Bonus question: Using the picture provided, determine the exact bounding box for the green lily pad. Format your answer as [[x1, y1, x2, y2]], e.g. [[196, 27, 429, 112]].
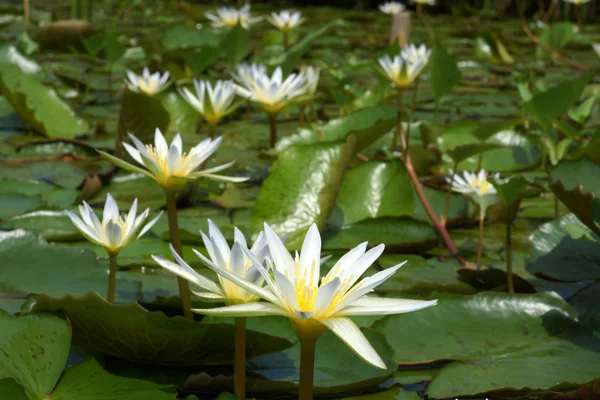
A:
[[90, 172, 167, 211], [373, 292, 578, 365], [275, 105, 396, 153], [221, 24, 251, 66], [0, 64, 91, 138], [0, 311, 71, 398], [27, 291, 294, 366], [0, 160, 93, 189], [161, 91, 198, 134], [2, 211, 81, 241], [323, 217, 438, 252], [527, 237, 600, 282], [529, 212, 592, 260], [0, 193, 44, 219], [252, 137, 356, 249], [336, 160, 414, 225]]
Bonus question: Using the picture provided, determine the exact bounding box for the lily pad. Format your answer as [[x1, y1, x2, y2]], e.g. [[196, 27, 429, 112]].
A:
[[27, 291, 294, 366], [527, 237, 600, 282], [0, 64, 91, 138], [252, 137, 356, 249]]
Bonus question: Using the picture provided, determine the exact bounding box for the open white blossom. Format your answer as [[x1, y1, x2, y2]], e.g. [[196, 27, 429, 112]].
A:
[[180, 80, 238, 126], [125, 68, 170, 96], [379, 2, 406, 15], [378, 44, 431, 87], [268, 10, 304, 31], [192, 223, 437, 369], [205, 4, 262, 29], [448, 169, 498, 213], [66, 194, 161, 254], [99, 128, 247, 190], [235, 66, 307, 115], [153, 220, 269, 305]]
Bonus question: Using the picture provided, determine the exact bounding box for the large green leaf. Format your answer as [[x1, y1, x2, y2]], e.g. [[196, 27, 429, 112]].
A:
[[529, 212, 593, 260], [276, 23, 332, 75], [184, 47, 221, 75], [115, 89, 170, 161], [336, 160, 414, 225], [430, 41, 461, 101], [0, 193, 45, 219], [276, 105, 396, 153], [252, 137, 356, 249], [49, 357, 176, 400], [0, 311, 71, 398], [221, 24, 251, 66], [162, 91, 199, 133], [527, 237, 600, 282], [323, 217, 438, 252], [525, 71, 594, 126], [373, 292, 578, 365], [0, 64, 91, 138], [27, 291, 294, 365]]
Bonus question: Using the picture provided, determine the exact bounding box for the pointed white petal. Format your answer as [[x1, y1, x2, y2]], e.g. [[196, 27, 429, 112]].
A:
[[320, 318, 386, 369], [103, 194, 120, 223], [336, 297, 438, 317], [263, 222, 294, 275], [313, 278, 341, 316], [193, 302, 288, 317], [299, 223, 321, 286]]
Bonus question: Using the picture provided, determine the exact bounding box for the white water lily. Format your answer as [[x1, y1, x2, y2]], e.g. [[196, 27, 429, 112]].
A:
[[192, 223, 438, 369], [205, 4, 262, 29], [180, 80, 238, 126], [448, 169, 498, 212], [593, 43, 600, 58], [66, 194, 161, 254], [152, 220, 269, 305], [99, 128, 247, 190], [235, 66, 307, 115], [125, 67, 170, 96], [297, 65, 320, 101], [268, 10, 304, 32], [379, 2, 406, 15], [378, 44, 431, 87]]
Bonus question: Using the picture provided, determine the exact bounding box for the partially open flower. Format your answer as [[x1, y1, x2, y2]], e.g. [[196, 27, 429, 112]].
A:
[[234, 66, 307, 115], [268, 10, 304, 32], [125, 67, 170, 96], [66, 194, 161, 254], [295, 65, 320, 105], [379, 2, 406, 15], [99, 128, 247, 190], [180, 80, 238, 126], [153, 220, 269, 305], [378, 44, 431, 87], [205, 4, 262, 29], [448, 169, 498, 214], [192, 223, 437, 369]]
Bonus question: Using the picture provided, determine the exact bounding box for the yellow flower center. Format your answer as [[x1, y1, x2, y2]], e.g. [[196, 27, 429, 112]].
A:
[[145, 145, 196, 179], [470, 179, 491, 196], [138, 77, 159, 95]]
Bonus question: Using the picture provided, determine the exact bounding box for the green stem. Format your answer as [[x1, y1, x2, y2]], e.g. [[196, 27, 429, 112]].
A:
[[283, 30, 290, 51], [298, 336, 317, 400], [506, 206, 514, 294], [165, 189, 194, 319], [299, 104, 306, 127], [234, 317, 247, 398], [392, 88, 405, 151], [268, 113, 278, 148], [107, 251, 118, 303], [477, 209, 485, 267], [208, 124, 216, 140]]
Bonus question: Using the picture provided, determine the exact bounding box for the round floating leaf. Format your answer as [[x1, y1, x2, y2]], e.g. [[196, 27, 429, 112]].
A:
[[373, 292, 578, 365], [49, 357, 176, 400], [529, 212, 592, 260], [2, 210, 80, 241], [0, 311, 71, 398], [0, 64, 91, 138], [0, 193, 44, 219], [527, 237, 600, 282], [90, 172, 166, 211], [27, 291, 294, 366], [336, 160, 414, 225], [323, 217, 438, 252], [252, 137, 356, 249]]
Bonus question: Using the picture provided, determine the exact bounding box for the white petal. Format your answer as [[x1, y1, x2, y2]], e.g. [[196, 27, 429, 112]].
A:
[[154, 128, 169, 157], [137, 211, 163, 238], [233, 227, 248, 249], [336, 297, 438, 317], [324, 242, 367, 281], [229, 242, 246, 277], [263, 222, 294, 275], [193, 302, 288, 317], [122, 142, 144, 165], [66, 210, 101, 243], [299, 224, 321, 286], [208, 219, 231, 260], [313, 278, 341, 316], [103, 193, 120, 223], [106, 220, 123, 249], [273, 269, 300, 311], [320, 317, 386, 369], [171, 133, 183, 153]]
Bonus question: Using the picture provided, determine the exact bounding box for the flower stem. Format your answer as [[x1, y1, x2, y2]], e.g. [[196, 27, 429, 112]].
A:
[[208, 124, 216, 140], [234, 317, 247, 398], [392, 88, 405, 151], [299, 104, 306, 127], [107, 251, 118, 303], [165, 189, 194, 319], [506, 206, 514, 294], [477, 209, 485, 267], [268, 113, 278, 148], [283, 30, 290, 51], [298, 335, 318, 400]]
